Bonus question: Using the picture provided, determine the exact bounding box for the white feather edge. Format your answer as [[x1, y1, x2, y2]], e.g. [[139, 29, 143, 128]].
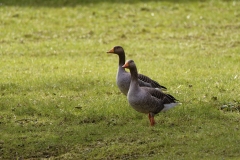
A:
[[154, 88, 181, 112], [162, 103, 179, 112]]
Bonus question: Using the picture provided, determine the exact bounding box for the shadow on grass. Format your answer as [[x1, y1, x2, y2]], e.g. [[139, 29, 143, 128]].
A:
[[1, 0, 205, 7]]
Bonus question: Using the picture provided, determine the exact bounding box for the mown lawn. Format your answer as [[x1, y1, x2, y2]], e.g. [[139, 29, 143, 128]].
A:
[[0, 0, 240, 159]]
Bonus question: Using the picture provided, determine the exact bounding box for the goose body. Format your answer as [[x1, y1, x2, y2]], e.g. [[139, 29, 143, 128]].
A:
[[122, 60, 179, 126], [107, 46, 167, 95]]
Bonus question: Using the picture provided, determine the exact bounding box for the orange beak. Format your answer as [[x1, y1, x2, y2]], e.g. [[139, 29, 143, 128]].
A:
[[106, 48, 114, 53], [122, 62, 129, 68]]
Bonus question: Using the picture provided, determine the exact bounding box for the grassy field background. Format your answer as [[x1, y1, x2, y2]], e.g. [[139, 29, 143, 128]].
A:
[[1, 0, 240, 159]]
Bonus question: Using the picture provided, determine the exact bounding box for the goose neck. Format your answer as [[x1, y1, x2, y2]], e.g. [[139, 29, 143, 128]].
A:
[[129, 66, 139, 86], [118, 53, 125, 66]]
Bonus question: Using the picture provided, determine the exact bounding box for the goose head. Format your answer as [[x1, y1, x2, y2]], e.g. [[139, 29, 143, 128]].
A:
[[107, 46, 125, 55], [122, 60, 136, 69]]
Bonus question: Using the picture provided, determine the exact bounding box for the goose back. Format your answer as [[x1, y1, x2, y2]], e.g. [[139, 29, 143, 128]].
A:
[[124, 59, 178, 115], [107, 46, 167, 95]]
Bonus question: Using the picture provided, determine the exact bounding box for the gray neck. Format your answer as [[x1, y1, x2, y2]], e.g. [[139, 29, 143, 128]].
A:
[[129, 65, 140, 90]]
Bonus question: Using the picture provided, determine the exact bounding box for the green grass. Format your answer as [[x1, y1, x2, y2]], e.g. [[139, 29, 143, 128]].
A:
[[0, 0, 240, 159]]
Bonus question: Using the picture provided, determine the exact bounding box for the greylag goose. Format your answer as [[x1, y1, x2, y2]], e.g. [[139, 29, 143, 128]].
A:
[[122, 60, 179, 126], [107, 46, 167, 95]]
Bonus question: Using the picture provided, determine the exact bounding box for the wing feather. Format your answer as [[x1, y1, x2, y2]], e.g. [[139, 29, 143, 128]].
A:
[[138, 74, 167, 90], [143, 87, 178, 104]]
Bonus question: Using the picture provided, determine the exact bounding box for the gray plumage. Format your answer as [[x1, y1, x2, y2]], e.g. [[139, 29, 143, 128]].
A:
[[107, 46, 167, 95], [122, 59, 179, 126]]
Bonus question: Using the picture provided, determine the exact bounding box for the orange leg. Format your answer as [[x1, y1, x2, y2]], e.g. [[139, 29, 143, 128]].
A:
[[148, 113, 155, 126]]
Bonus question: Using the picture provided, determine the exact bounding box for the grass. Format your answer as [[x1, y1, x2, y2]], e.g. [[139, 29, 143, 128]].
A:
[[0, 0, 240, 159]]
